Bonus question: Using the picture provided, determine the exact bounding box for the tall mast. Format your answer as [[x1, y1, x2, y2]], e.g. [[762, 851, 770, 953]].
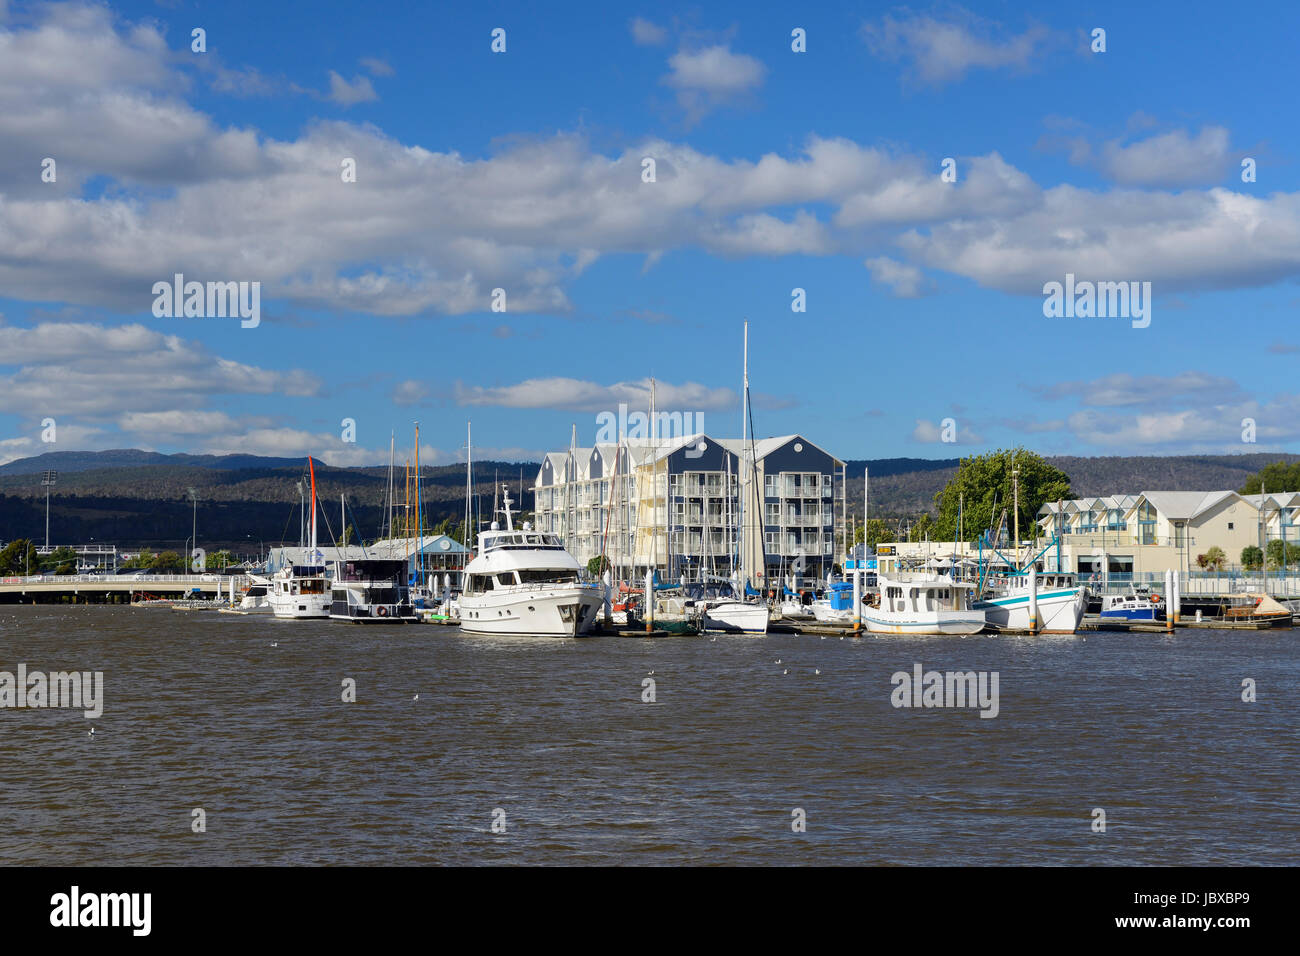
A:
[[464, 422, 473, 554], [308, 456, 317, 555], [414, 421, 423, 577], [739, 322, 748, 584], [384, 431, 395, 540]]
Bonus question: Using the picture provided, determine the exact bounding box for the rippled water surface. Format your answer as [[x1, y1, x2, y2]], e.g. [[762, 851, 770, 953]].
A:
[[1, 605, 1295, 865]]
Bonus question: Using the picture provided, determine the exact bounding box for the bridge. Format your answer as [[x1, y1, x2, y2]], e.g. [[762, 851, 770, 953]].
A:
[[0, 574, 252, 604]]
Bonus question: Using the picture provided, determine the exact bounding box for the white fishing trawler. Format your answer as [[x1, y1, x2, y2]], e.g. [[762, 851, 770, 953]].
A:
[[976, 571, 1088, 634], [458, 487, 604, 637], [864, 572, 985, 635], [268, 457, 331, 620]]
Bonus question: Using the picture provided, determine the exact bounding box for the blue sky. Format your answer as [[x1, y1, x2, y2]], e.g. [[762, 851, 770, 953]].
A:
[[1, 0, 1298, 467]]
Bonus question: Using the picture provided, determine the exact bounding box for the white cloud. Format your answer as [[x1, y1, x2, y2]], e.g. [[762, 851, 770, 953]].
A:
[[359, 57, 394, 77], [865, 256, 923, 297], [392, 380, 429, 406], [0, 322, 322, 420], [326, 70, 378, 106], [862, 7, 1056, 86], [1096, 126, 1234, 188], [630, 17, 667, 46], [454, 377, 736, 412], [662, 44, 765, 121]]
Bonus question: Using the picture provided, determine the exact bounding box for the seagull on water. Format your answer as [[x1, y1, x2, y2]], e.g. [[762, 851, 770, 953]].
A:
[[814, 669, 821, 675], [88, 727, 95, 737], [782, 669, 788, 675], [413, 694, 420, 701], [270, 641, 278, 647], [774, 659, 782, 664]]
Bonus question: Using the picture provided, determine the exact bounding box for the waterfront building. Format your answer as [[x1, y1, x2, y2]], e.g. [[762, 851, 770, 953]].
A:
[[265, 534, 468, 579], [876, 488, 1300, 584], [533, 433, 845, 587]]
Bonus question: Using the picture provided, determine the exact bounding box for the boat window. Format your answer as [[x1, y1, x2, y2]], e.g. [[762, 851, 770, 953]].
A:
[[517, 569, 579, 585]]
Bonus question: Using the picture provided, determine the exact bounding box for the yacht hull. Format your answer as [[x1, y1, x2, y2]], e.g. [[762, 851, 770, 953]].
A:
[[864, 610, 985, 635], [976, 587, 1087, 634], [701, 600, 769, 634], [458, 585, 604, 637]]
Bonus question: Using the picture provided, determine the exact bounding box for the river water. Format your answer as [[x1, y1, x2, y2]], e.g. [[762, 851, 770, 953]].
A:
[[1, 605, 1295, 865]]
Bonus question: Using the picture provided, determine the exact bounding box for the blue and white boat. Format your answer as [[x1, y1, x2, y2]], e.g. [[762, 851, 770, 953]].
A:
[[975, 571, 1088, 634], [865, 572, 985, 635], [1100, 587, 1165, 622]]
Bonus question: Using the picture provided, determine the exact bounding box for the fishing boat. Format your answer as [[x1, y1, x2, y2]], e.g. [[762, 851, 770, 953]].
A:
[[330, 558, 416, 623], [458, 487, 604, 637], [268, 457, 331, 620], [864, 572, 985, 635], [976, 571, 1088, 634], [1099, 586, 1165, 622], [810, 580, 859, 624]]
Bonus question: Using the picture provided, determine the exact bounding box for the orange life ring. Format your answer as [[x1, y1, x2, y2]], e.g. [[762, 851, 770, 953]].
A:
[[1150, 594, 1161, 602], [376, 605, 388, 617]]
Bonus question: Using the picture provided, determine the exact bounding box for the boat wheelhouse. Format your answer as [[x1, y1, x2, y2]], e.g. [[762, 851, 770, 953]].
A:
[[330, 558, 415, 623]]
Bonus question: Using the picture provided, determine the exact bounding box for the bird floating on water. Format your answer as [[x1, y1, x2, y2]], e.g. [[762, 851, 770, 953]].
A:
[[87, 727, 95, 737], [782, 669, 788, 675], [270, 642, 278, 647], [814, 669, 821, 675], [413, 694, 419, 701]]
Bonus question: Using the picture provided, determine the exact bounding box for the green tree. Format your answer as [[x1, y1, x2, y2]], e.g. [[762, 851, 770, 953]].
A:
[[1239, 461, 1300, 495], [853, 518, 892, 549], [205, 549, 233, 570], [931, 448, 1072, 543], [153, 550, 184, 572], [1265, 539, 1300, 569], [0, 539, 30, 575], [46, 546, 78, 574], [586, 555, 610, 578], [1240, 545, 1264, 571], [1202, 546, 1227, 571], [907, 513, 935, 542]]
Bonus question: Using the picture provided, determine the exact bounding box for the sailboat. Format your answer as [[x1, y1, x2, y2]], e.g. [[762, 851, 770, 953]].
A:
[[267, 456, 331, 619], [699, 322, 770, 635]]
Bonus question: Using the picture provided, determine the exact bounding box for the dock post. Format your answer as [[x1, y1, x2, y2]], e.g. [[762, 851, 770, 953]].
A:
[[1028, 565, 1038, 635], [1165, 568, 1174, 632], [645, 569, 653, 634], [1171, 569, 1180, 626], [852, 564, 861, 634]]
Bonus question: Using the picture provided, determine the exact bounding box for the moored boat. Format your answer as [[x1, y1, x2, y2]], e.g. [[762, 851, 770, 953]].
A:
[[864, 572, 985, 635]]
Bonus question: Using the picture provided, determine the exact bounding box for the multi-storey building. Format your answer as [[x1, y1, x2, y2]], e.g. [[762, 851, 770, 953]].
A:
[[533, 433, 845, 587]]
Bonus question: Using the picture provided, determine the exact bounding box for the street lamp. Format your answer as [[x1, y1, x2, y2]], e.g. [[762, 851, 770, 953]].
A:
[[41, 470, 57, 550]]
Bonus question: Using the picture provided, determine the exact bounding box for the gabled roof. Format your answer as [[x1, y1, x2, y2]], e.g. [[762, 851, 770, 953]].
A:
[[1130, 490, 1240, 522]]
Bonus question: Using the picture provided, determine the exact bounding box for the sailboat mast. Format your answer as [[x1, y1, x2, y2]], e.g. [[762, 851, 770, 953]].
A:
[[414, 421, 423, 578], [385, 431, 394, 540], [308, 456, 317, 555]]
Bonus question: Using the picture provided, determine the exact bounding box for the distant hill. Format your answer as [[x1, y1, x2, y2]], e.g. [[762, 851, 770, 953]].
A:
[[0, 449, 310, 476], [2, 448, 1297, 552]]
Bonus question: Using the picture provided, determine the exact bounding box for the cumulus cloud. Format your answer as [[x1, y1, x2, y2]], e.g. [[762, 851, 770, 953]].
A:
[[911, 419, 982, 444], [865, 256, 924, 297], [0, 4, 1297, 335], [863, 7, 1057, 86], [662, 44, 765, 121], [325, 70, 378, 106], [1047, 124, 1237, 188]]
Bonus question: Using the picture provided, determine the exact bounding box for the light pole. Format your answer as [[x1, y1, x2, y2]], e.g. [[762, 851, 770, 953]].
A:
[[42, 470, 57, 550], [188, 487, 198, 570]]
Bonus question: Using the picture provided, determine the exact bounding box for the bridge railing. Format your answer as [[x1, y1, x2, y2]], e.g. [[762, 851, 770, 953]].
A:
[[0, 574, 247, 586]]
